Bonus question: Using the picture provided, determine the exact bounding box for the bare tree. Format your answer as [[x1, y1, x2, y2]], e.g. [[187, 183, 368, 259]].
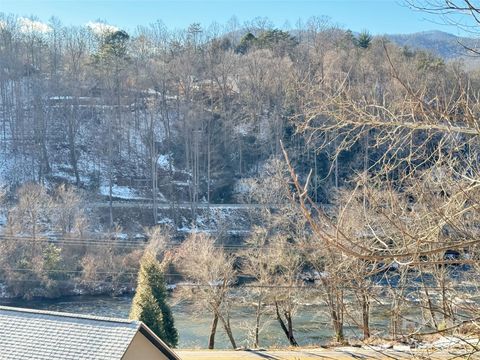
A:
[[8, 182, 52, 241], [240, 227, 272, 348], [52, 184, 87, 236], [282, 13, 480, 349], [174, 232, 237, 349]]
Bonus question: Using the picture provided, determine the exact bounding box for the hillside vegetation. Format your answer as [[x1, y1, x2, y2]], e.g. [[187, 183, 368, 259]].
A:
[[1, 13, 480, 353]]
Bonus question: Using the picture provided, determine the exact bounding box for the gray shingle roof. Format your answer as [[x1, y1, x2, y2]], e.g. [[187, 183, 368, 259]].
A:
[[0, 306, 141, 360]]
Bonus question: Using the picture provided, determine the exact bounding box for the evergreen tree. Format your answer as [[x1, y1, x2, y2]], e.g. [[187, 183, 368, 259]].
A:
[[130, 250, 178, 347], [235, 32, 257, 54], [256, 29, 296, 49], [356, 30, 372, 49], [135, 289, 166, 339]]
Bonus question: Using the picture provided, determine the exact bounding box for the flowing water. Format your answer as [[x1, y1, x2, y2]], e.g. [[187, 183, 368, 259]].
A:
[[0, 294, 393, 349]]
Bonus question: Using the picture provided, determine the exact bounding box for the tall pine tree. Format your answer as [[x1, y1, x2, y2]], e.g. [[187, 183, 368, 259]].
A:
[[130, 250, 178, 347], [356, 30, 372, 49]]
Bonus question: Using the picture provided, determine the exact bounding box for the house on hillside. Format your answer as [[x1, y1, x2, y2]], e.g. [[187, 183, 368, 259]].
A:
[[0, 306, 180, 360]]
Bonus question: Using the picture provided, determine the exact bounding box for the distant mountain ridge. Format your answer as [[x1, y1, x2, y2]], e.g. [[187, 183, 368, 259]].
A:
[[385, 30, 479, 59]]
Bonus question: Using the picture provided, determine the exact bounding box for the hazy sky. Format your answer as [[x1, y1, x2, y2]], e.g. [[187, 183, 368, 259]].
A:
[[0, 0, 472, 35]]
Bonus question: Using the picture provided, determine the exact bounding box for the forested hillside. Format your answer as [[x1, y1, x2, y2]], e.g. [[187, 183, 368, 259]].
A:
[[1, 8, 480, 352], [387, 30, 476, 59], [0, 17, 318, 208], [0, 16, 465, 223]]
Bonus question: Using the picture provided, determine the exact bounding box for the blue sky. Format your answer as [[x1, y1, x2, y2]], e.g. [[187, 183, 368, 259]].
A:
[[0, 0, 472, 35]]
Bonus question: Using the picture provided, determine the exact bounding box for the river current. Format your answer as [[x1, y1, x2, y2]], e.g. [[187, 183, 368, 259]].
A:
[[0, 294, 392, 348]]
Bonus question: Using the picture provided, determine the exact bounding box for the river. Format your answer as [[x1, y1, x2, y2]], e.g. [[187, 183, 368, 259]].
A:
[[0, 294, 393, 349]]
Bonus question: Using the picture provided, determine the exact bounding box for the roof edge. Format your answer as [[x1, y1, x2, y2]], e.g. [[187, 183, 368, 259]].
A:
[[138, 323, 181, 360], [0, 305, 140, 326]]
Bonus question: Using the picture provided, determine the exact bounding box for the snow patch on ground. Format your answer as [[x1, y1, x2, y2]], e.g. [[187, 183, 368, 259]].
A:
[[0, 151, 31, 185], [156, 191, 167, 202], [99, 185, 144, 200], [173, 181, 189, 187], [157, 218, 174, 226], [49, 165, 91, 185], [112, 232, 129, 240], [169, 207, 253, 235], [418, 336, 480, 349], [157, 154, 174, 171]]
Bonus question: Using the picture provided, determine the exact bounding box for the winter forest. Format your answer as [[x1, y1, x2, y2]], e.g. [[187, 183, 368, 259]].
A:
[[1, 1, 480, 353]]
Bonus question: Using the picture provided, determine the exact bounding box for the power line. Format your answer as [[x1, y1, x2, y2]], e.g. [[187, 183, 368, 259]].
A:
[[1, 234, 479, 252], [2, 268, 480, 292]]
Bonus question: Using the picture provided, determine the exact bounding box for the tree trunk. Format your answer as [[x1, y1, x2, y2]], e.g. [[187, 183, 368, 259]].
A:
[[285, 311, 297, 346], [68, 103, 80, 187], [361, 293, 370, 340], [422, 277, 438, 329], [208, 313, 219, 349], [331, 308, 344, 342], [151, 115, 158, 224], [363, 131, 369, 207], [152, 154, 157, 224], [219, 314, 237, 349], [254, 298, 262, 348], [107, 105, 113, 229], [324, 283, 344, 343], [275, 302, 298, 346]]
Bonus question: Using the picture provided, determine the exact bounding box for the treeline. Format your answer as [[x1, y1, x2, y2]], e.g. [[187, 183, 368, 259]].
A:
[[140, 160, 480, 349], [0, 162, 479, 348], [2, 10, 480, 351], [0, 183, 142, 298], [0, 15, 442, 224], [177, 160, 480, 349]]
